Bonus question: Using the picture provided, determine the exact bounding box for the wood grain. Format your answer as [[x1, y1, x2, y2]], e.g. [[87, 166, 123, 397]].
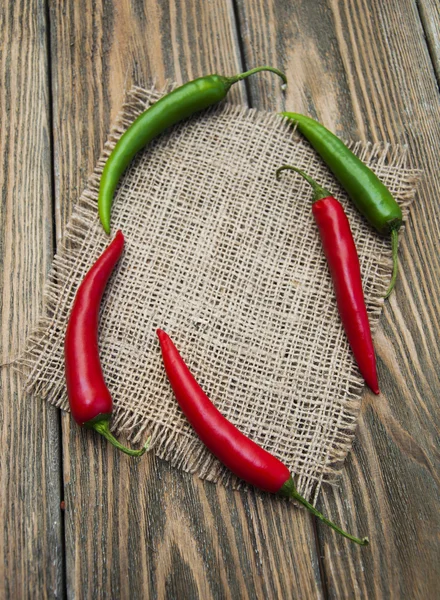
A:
[[49, 0, 323, 598], [0, 0, 64, 597], [3, 0, 439, 597], [418, 0, 440, 83], [62, 420, 323, 599], [236, 0, 440, 597], [49, 0, 247, 236]]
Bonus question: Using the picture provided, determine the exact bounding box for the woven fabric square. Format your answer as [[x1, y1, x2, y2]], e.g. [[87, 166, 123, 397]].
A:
[[22, 84, 419, 501]]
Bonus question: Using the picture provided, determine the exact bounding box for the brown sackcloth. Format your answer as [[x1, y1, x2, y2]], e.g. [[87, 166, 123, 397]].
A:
[[21, 84, 419, 502]]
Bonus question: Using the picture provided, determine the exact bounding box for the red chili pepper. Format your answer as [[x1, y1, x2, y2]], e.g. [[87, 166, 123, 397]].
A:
[[65, 231, 149, 456], [157, 329, 368, 545], [276, 166, 379, 395]]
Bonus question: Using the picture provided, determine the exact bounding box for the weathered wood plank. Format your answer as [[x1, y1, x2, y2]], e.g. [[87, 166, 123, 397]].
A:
[[50, 0, 247, 237], [236, 0, 440, 597], [63, 423, 323, 599], [0, 0, 64, 597], [49, 0, 323, 597], [418, 0, 440, 83]]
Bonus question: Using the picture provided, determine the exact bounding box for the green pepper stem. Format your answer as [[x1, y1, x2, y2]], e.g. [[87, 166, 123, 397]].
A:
[[385, 229, 399, 299], [91, 419, 150, 457], [291, 489, 369, 546], [279, 477, 368, 545], [276, 165, 333, 202], [226, 66, 287, 88]]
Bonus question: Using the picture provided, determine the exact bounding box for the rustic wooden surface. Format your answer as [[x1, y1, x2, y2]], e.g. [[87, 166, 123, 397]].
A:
[[1, 0, 439, 598]]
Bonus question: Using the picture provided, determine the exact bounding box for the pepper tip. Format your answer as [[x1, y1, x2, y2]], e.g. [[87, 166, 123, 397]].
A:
[[156, 328, 167, 342], [367, 383, 380, 395], [99, 214, 111, 235], [114, 230, 124, 244], [369, 378, 380, 395]]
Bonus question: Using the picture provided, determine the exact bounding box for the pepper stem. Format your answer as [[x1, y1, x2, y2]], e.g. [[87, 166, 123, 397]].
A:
[[292, 490, 369, 546], [279, 477, 368, 545], [90, 419, 150, 457], [385, 229, 399, 299], [225, 66, 287, 89], [276, 165, 333, 202]]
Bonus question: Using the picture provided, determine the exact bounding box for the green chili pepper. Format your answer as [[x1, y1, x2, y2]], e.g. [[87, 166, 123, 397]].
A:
[[282, 112, 403, 298], [99, 67, 287, 235]]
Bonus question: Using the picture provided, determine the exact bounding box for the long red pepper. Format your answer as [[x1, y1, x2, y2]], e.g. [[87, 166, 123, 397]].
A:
[[157, 329, 368, 545], [65, 231, 149, 456], [276, 166, 379, 395]]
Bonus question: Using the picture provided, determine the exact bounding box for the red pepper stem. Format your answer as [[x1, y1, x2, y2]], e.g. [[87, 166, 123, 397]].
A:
[[280, 477, 368, 545], [384, 229, 399, 299], [225, 66, 287, 89], [276, 165, 333, 202], [291, 490, 369, 546], [89, 418, 150, 457]]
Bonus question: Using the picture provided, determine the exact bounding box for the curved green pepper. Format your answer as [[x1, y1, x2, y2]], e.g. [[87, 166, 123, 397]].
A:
[[99, 67, 287, 235]]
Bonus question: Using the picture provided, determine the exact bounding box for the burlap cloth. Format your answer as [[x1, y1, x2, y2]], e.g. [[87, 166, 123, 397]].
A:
[[22, 84, 419, 502]]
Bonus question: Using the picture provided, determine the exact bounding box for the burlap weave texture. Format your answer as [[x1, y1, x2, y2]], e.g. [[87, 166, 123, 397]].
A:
[[23, 84, 418, 501]]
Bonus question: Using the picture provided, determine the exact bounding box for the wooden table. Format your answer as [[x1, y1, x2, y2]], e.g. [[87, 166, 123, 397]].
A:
[[1, 1, 439, 598]]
